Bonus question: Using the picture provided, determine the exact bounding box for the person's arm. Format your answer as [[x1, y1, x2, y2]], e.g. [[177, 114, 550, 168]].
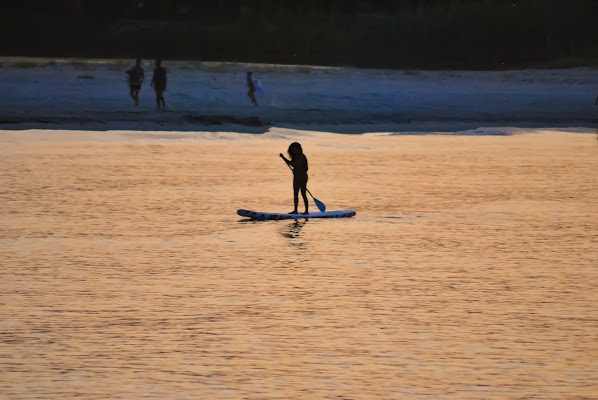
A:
[[151, 71, 155, 87], [595, 95, 598, 105], [279, 153, 291, 167]]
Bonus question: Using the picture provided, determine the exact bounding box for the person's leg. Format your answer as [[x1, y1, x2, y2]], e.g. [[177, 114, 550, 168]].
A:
[[248, 90, 257, 106], [134, 88, 139, 106], [300, 186, 309, 214], [291, 180, 299, 213]]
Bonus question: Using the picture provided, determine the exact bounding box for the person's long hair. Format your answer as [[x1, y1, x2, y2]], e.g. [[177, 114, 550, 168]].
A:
[[287, 142, 303, 159]]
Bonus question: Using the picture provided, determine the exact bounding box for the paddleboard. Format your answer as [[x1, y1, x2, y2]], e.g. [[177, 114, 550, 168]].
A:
[[237, 209, 356, 221]]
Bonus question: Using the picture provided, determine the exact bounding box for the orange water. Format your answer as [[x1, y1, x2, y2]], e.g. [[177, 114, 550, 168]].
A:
[[1, 130, 597, 399]]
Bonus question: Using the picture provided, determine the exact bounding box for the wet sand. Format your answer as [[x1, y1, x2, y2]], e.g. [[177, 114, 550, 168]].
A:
[[1, 129, 597, 399]]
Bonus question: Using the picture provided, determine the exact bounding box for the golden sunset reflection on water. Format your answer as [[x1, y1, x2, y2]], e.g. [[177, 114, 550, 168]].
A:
[[1, 129, 597, 399]]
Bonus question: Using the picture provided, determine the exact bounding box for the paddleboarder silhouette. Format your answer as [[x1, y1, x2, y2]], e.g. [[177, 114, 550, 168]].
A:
[[280, 142, 309, 214]]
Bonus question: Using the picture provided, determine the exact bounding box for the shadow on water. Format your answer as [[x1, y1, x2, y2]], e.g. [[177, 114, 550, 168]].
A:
[[280, 219, 307, 239], [280, 220, 308, 248], [237, 218, 308, 248]]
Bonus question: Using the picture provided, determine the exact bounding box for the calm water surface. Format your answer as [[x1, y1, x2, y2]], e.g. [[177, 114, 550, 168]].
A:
[[1, 130, 597, 399]]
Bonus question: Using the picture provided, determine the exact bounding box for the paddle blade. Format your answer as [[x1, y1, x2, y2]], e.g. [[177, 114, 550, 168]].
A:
[[305, 188, 326, 212], [312, 196, 326, 212]]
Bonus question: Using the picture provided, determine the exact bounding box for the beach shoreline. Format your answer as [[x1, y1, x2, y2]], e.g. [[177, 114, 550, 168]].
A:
[[1, 57, 597, 133]]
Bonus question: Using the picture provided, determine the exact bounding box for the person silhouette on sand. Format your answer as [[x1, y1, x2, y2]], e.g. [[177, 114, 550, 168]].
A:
[[150, 58, 167, 109], [126, 59, 144, 106], [247, 71, 258, 106], [280, 142, 309, 214]]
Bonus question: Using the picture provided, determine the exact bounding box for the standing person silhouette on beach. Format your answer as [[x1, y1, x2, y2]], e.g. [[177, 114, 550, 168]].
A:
[[247, 71, 258, 106], [126, 59, 144, 106], [280, 142, 309, 214], [150, 58, 167, 109]]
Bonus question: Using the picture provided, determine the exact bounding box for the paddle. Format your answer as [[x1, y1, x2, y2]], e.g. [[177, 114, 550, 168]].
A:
[[280, 156, 326, 212]]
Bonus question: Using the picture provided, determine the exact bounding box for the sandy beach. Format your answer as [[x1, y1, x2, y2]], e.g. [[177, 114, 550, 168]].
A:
[[1, 127, 597, 399], [1, 58, 597, 133]]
